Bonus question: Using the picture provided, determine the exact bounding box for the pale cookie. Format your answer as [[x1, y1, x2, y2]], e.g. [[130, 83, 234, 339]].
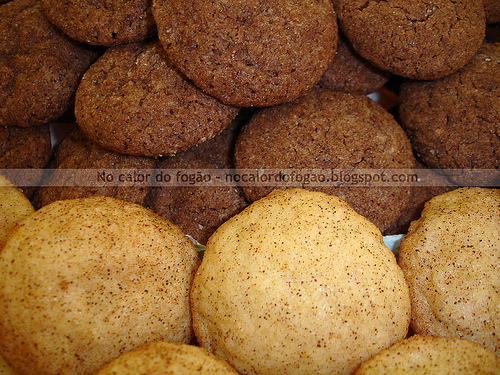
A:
[[191, 188, 411, 375], [0, 197, 200, 375], [355, 335, 500, 374], [399, 187, 500, 353], [94, 341, 239, 375]]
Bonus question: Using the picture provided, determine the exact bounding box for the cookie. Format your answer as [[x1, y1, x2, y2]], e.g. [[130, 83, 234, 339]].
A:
[[41, 0, 156, 46], [95, 341, 239, 375], [0, 196, 201, 375], [75, 40, 240, 157], [355, 335, 500, 374], [33, 127, 157, 209], [333, 0, 486, 80], [148, 120, 248, 245], [0, 175, 34, 250], [318, 33, 390, 95], [191, 188, 410, 375], [0, 0, 100, 128], [234, 87, 415, 233], [153, 0, 337, 107], [398, 187, 500, 353], [399, 42, 500, 186]]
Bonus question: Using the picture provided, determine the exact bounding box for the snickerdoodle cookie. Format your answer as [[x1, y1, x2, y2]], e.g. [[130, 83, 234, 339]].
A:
[[0, 197, 200, 375], [191, 188, 411, 375], [399, 187, 500, 353], [153, 0, 337, 107]]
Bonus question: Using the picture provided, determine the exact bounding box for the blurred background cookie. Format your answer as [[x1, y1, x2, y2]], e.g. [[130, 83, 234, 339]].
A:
[[355, 335, 500, 374], [318, 33, 390, 95], [33, 127, 157, 209], [399, 42, 500, 186], [153, 0, 337, 107], [0, 197, 200, 375], [75, 40, 239, 157], [234, 87, 415, 233], [0, 0, 100, 128], [40, 0, 157, 46], [94, 341, 239, 375], [191, 188, 410, 375], [333, 0, 486, 80], [399, 187, 500, 353], [147, 120, 248, 245]]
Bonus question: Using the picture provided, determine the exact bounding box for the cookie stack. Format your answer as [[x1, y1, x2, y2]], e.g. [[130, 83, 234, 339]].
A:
[[0, 0, 499, 373]]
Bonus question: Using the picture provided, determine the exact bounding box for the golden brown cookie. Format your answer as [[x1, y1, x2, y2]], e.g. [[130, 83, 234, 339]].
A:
[[148, 120, 248, 245], [33, 127, 157, 209], [398, 187, 500, 353], [40, 0, 156, 46], [234, 87, 415, 233], [94, 341, 239, 375], [0, 0, 100, 128], [0, 175, 34, 250], [153, 0, 337, 107], [0, 196, 200, 375], [191, 188, 411, 375], [318, 33, 390, 95], [333, 0, 486, 80], [355, 335, 500, 374], [399, 42, 500, 186], [75, 40, 239, 157]]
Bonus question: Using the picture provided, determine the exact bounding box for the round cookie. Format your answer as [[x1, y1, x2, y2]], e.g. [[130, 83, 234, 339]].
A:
[[398, 187, 500, 353], [399, 42, 500, 186], [153, 0, 337, 107], [94, 341, 239, 375], [191, 188, 411, 375], [75, 40, 239, 157], [148, 120, 248, 245], [40, 0, 156, 47], [0, 175, 34, 250], [234, 87, 415, 233], [0, 0, 100, 128], [33, 127, 157, 209], [355, 335, 500, 374], [333, 0, 486, 80], [318, 34, 390, 95], [0, 196, 201, 375]]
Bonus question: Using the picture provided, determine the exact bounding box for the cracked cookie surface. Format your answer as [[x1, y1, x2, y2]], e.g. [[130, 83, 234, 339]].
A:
[[333, 0, 486, 80]]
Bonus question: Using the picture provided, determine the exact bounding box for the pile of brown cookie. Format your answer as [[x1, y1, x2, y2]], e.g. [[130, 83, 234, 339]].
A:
[[0, 0, 499, 373]]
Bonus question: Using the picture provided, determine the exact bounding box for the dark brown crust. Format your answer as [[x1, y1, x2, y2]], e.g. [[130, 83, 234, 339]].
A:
[[318, 34, 390, 95], [148, 121, 248, 244], [75, 40, 240, 157], [33, 127, 157, 209], [0, 0, 100, 127], [153, 0, 337, 107], [40, 0, 157, 46], [333, 0, 486, 80], [234, 87, 415, 233], [399, 42, 500, 185]]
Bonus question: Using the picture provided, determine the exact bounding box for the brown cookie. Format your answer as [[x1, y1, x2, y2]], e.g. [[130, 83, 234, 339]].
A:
[[153, 0, 337, 107], [40, 0, 156, 46], [333, 0, 486, 80], [0, 124, 52, 198], [399, 42, 500, 186], [234, 87, 415, 233], [398, 187, 500, 353], [0, 0, 100, 128], [148, 120, 248, 245], [33, 127, 157, 209], [318, 34, 390, 95], [75, 40, 240, 157]]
